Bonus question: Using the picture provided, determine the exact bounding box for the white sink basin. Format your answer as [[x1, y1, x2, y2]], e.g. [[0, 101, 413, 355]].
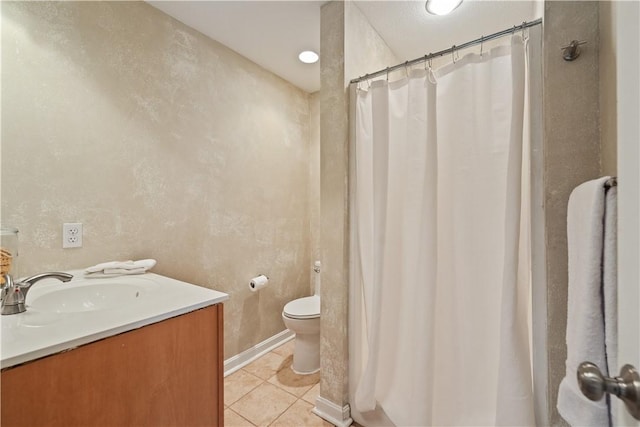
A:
[[29, 282, 147, 313]]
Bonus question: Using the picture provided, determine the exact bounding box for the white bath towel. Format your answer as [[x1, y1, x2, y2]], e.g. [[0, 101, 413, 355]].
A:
[[85, 259, 156, 276], [557, 177, 615, 426], [603, 184, 618, 424]]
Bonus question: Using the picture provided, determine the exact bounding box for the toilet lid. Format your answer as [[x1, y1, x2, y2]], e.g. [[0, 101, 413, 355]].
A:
[[283, 295, 320, 319]]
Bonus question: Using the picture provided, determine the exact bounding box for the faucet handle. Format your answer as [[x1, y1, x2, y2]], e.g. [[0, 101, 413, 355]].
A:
[[1, 274, 26, 315], [1, 273, 13, 301], [1, 272, 73, 315]]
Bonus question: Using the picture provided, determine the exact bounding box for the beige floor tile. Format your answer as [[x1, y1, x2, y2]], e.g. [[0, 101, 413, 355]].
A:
[[242, 351, 289, 380], [270, 400, 333, 427], [268, 365, 319, 397], [224, 369, 264, 406], [301, 383, 320, 405], [230, 382, 297, 426], [224, 408, 255, 426], [271, 339, 295, 358]]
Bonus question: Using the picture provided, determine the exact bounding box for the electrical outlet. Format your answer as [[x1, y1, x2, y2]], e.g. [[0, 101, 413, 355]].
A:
[[63, 223, 83, 249]]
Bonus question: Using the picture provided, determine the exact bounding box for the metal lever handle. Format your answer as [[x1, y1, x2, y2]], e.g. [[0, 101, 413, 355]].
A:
[[560, 40, 588, 50], [560, 40, 587, 61], [577, 361, 640, 420]]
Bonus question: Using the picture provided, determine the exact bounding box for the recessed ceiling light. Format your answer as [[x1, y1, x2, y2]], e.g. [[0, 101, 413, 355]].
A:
[[298, 50, 319, 64], [425, 0, 463, 15]]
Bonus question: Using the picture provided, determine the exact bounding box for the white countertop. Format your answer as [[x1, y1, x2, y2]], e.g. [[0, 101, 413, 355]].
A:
[[1, 271, 228, 369]]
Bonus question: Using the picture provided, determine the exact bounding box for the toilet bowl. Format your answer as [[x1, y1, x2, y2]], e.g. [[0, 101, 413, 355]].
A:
[[282, 294, 320, 375]]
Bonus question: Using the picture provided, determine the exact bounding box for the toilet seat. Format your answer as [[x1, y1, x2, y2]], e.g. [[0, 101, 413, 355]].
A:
[[283, 295, 320, 320]]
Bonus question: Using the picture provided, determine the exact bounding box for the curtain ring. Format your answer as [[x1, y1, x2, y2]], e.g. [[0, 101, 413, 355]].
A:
[[386, 67, 390, 82], [427, 56, 437, 84], [404, 60, 409, 78], [425, 54, 433, 71], [480, 36, 484, 57], [451, 45, 457, 63], [521, 21, 528, 40]]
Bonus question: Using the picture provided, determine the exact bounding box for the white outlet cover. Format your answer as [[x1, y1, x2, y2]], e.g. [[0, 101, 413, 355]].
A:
[[63, 223, 83, 249]]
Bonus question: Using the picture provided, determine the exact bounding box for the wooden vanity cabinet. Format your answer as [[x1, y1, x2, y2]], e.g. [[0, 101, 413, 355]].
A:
[[1, 304, 224, 427]]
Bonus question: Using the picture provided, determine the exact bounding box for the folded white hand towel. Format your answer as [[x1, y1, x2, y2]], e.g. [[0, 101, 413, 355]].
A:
[[557, 177, 614, 427], [85, 259, 156, 276], [86, 260, 135, 273], [103, 267, 147, 275]]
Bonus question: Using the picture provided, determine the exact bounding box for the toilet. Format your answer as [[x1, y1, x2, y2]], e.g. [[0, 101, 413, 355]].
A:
[[281, 261, 321, 375]]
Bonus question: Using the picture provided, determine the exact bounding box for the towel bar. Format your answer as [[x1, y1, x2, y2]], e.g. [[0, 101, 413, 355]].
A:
[[605, 177, 617, 189]]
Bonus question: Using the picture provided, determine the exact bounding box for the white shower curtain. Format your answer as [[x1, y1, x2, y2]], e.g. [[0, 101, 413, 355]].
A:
[[350, 35, 534, 426]]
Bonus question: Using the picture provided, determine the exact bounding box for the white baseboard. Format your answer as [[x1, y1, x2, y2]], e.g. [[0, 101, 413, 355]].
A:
[[312, 396, 353, 427], [224, 329, 294, 377]]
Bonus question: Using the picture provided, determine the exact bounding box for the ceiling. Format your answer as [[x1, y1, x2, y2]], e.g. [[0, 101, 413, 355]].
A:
[[149, 1, 540, 94]]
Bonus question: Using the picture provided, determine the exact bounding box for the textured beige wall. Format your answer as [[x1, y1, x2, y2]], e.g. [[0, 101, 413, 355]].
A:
[[319, 1, 349, 407], [319, 0, 397, 409], [1, 1, 313, 359], [344, 2, 400, 86], [543, 2, 601, 426], [599, 1, 617, 177], [309, 92, 320, 293]]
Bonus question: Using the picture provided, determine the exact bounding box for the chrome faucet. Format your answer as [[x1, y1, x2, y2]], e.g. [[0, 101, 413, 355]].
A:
[[1, 272, 73, 315]]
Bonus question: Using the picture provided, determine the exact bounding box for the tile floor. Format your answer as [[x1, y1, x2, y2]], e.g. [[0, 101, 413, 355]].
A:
[[224, 340, 333, 426]]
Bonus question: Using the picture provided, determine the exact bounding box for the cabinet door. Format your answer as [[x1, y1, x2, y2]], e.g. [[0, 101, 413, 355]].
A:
[[1, 304, 223, 427]]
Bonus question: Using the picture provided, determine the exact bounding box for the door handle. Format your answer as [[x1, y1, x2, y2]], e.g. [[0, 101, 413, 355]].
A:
[[577, 361, 640, 420]]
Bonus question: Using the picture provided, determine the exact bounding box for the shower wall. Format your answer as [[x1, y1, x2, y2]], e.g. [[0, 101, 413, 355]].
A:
[[319, 0, 398, 412], [542, 2, 601, 426], [599, 1, 617, 177], [1, 1, 314, 360]]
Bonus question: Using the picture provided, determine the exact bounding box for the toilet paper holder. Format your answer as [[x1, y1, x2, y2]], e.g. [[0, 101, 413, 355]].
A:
[[249, 274, 269, 291]]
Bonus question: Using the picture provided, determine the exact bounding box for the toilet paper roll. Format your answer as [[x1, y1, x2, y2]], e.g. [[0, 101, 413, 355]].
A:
[[249, 275, 269, 292]]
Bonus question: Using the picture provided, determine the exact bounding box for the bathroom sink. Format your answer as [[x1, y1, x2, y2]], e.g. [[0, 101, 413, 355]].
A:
[[29, 282, 149, 313], [2, 271, 228, 369]]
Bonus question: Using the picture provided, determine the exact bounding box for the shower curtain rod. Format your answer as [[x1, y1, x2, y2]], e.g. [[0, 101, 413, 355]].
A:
[[349, 17, 542, 85]]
